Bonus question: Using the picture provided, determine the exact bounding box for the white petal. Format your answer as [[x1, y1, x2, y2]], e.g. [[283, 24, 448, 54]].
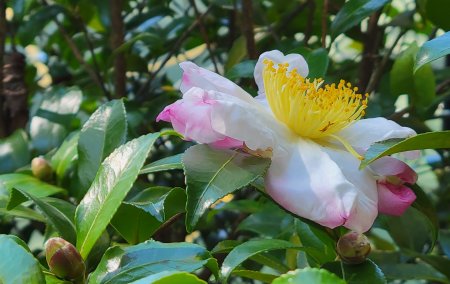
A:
[[265, 139, 377, 232], [337, 117, 416, 150], [208, 90, 289, 152], [179, 61, 253, 103], [254, 50, 309, 96]]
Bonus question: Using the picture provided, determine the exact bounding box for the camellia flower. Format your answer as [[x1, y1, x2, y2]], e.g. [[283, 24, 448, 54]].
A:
[[157, 50, 417, 232]]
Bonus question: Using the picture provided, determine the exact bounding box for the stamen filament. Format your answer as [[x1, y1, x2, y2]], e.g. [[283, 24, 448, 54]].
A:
[[328, 134, 364, 160]]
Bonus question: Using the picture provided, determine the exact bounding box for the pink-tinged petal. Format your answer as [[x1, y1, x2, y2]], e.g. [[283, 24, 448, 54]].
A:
[[179, 62, 253, 103], [337, 117, 416, 150], [156, 87, 242, 146], [370, 156, 418, 184], [377, 182, 416, 216], [265, 139, 377, 233], [254, 50, 309, 96], [210, 137, 243, 149]]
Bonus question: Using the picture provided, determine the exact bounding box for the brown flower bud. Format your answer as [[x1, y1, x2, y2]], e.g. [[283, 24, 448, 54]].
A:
[[31, 156, 53, 181], [336, 231, 371, 264], [45, 237, 85, 280]]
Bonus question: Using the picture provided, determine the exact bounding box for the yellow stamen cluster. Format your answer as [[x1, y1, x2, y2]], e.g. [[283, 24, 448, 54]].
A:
[[263, 59, 369, 140]]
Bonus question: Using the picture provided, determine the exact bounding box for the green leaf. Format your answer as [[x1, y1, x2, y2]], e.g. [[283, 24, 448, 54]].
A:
[[304, 48, 329, 79], [0, 196, 45, 222], [183, 145, 270, 232], [232, 270, 277, 283], [75, 133, 159, 259], [30, 87, 83, 154], [418, 254, 450, 280], [410, 184, 438, 250], [128, 271, 207, 284], [89, 240, 218, 284], [330, 0, 391, 39], [360, 131, 450, 168], [0, 129, 30, 174], [390, 43, 435, 111], [140, 154, 183, 174], [380, 206, 435, 254], [0, 173, 65, 197], [111, 187, 186, 244], [225, 36, 247, 71], [225, 60, 257, 80], [440, 230, 450, 258], [322, 260, 386, 284], [8, 188, 77, 244], [415, 32, 450, 72], [379, 262, 449, 283], [425, 0, 450, 31], [0, 234, 45, 283], [220, 239, 303, 281], [51, 131, 79, 183], [273, 268, 346, 284], [77, 99, 127, 196]]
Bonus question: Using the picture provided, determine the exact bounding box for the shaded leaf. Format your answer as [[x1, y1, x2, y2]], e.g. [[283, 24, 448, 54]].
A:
[[140, 154, 183, 174], [273, 268, 345, 284], [0, 129, 30, 174], [322, 260, 386, 284], [128, 271, 207, 284], [415, 32, 450, 72]]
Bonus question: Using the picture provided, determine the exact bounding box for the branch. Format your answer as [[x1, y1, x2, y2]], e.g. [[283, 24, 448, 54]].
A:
[[0, 0, 6, 137], [188, 0, 219, 73], [365, 29, 406, 94], [241, 0, 257, 60], [110, 0, 126, 98], [321, 0, 329, 48], [136, 4, 213, 98]]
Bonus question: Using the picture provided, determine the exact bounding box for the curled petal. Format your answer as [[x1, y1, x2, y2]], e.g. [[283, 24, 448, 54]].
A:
[[254, 50, 309, 96], [265, 139, 377, 233], [156, 87, 242, 148], [337, 117, 416, 150], [377, 182, 416, 216], [179, 62, 253, 103], [370, 156, 418, 184]]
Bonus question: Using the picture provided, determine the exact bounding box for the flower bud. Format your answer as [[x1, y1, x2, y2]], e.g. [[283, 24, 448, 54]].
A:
[[45, 237, 85, 280], [336, 231, 371, 264], [31, 156, 53, 181]]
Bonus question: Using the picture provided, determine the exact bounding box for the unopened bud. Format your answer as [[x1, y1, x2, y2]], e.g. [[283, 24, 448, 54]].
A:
[[336, 231, 371, 264], [45, 237, 85, 280], [31, 156, 53, 181]]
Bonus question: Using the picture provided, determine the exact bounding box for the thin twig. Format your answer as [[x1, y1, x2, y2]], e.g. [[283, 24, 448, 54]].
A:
[[0, 0, 5, 137], [136, 4, 213, 98], [321, 0, 329, 48], [365, 29, 406, 94], [110, 0, 126, 98], [188, 0, 219, 73], [241, 0, 257, 60]]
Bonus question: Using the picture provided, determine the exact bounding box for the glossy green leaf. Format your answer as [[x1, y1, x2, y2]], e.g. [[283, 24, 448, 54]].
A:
[[30, 87, 83, 154], [225, 60, 257, 80], [220, 239, 303, 281], [128, 271, 207, 284], [415, 32, 450, 72], [380, 206, 435, 254], [51, 131, 79, 183], [0, 234, 45, 283], [418, 254, 450, 280], [330, 0, 391, 39], [77, 99, 127, 195], [322, 260, 386, 284], [0, 129, 30, 174], [0, 173, 65, 197], [75, 133, 159, 259], [140, 154, 183, 174], [360, 131, 450, 168], [273, 268, 345, 284], [304, 48, 329, 79], [89, 240, 219, 283], [8, 188, 77, 244], [183, 145, 270, 232]]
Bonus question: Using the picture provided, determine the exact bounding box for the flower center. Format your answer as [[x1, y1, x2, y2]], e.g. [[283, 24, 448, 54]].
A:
[[262, 59, 369, 159]]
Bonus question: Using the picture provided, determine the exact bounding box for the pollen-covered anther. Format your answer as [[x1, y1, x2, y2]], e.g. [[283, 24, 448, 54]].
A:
[[262, 60, 369, 140]]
